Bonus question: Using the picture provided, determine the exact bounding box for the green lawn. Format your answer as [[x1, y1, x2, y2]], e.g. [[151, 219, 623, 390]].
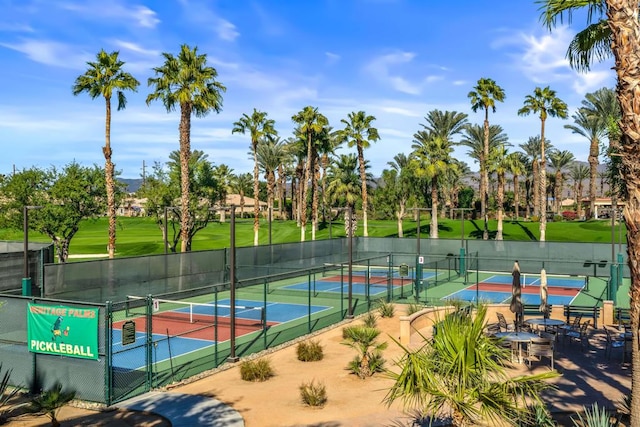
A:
[[0, 216, 626, 258]]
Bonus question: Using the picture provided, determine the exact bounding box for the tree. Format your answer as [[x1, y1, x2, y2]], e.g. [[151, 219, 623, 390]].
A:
[[72, 49, 139, 259], [337, 111, 379, 238], [518, 86, 568, 242], [378, 153, 413, 237], [147, 44, 226, 252], [569, 163, 589, 219], [507, 152, 527, 219], [233, 109, 277, 245], [212, 163, 234, 220], [564, 109, 606, 218], [489, 144, 512, 240], [0, 163, 109, 262], [256, 136, 287, 215], [519, 136, 553, 218], [326, 153, 363, 215], [384, 304, 558, 426], [548, 149, 575, 213], [292, 106, 329, 242], [229, 173, 253, 218], [468, 78, 506, 240]]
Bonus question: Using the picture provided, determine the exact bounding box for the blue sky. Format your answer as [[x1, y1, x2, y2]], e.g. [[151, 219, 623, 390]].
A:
[[0, 0, 615, 179]]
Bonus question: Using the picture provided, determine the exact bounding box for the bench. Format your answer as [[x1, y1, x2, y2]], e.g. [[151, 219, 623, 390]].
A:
[[564, 305, 601, 328], [523, 304, 552, 317], [614, 307, 630, 327]]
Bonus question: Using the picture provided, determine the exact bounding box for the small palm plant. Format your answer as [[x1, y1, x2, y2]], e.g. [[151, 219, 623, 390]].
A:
[[342, 325, 388, 379], [384, 304, 559, 427], [0, 364, 20, 424], [572, 403, 613, 427], [27, 382, 76, 427]]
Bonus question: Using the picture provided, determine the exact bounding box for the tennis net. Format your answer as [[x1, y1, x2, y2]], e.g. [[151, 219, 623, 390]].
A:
[[322, 263, 393, 285], [125, 295, 266, 327], [474, 271, 587, 289]]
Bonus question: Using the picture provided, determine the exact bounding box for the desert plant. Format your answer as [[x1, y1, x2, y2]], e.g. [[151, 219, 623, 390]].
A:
[[406, 302, 423, 315], [0, 364, 20, 424], [27, 382, 76, 427], [239, 358, 274, 382], [518, 403, 556, 427], [377, 301, 395, 318], [362, 311, 378, 328], [299, 380, 327, 407], [384, 304, 559, 427], [297, 340, 324, 362], [572, 403, 613, 427], [342, 325, 387, 379]]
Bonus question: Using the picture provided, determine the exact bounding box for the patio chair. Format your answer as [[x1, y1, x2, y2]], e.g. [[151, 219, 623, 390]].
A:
[[527, 337, 554, 369], [604, 325, 628, 363], [559, 313, 583, 343], [566, 319, 591, 350], [496, 312, 515, 332], [539, 330, 557, 343]]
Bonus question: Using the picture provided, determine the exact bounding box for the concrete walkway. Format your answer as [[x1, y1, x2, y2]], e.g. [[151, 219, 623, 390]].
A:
[[119, 391, 244, 427]]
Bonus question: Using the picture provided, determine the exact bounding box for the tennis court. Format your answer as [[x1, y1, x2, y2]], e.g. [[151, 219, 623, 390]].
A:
[[442, 272, 585, 305], [112, 297, 331, 370]]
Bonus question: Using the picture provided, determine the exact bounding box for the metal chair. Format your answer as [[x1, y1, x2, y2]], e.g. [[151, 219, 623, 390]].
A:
[[527, 337, 554, 369], [566, 320, 591, 349], [559, 313, 583, 343], [496, 312, 515, 332], [604, 325, 628, 363]]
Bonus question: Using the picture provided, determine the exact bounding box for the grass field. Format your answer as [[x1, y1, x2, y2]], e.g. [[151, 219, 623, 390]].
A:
[[0, 216, 627, 259]]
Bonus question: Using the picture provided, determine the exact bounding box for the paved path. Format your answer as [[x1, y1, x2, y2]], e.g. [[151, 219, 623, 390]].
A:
[[119, 391, 244, 427]]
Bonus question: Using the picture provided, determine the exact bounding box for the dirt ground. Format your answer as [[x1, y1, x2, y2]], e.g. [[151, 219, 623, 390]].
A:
[[6, 306, 413, 427]]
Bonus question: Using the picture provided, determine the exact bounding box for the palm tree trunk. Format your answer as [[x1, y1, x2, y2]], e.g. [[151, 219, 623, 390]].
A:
[[179, 103, 192, 253], [482, 110, 489, 240], [253, 142, 260, 246], [533, 161, 540, 218], [497, 172, 505, 240], [301, 132, 312, 242], [588, 136, 599, 218], [605, 3, 640, 424], [430, 176, 438, 239], [357, 144, 369, 237], [104, 98, 116, 259], [539, 122, 547, 242], [311, 151, 319, 241], [514, 175, 520, 219]]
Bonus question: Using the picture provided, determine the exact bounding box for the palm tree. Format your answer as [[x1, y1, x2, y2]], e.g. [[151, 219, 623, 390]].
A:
[[232, 109, 277, 246], [412, 131, 456, 239], [256, 136, 287, 215], [229, 173, 252, 218], [212, 164, 233, 221], [385, 153, 413, 237], [569, 163, 589, 218], [337, 111, 380, 237], [72, 50, 139, 259], [564, 109, 605, 218], [292, 106, 329, 242], [507, 152, 527, 219], [384, 304, 558, 427], [519, 136, 553, 218], [459, 123, 508, 229], [489, 144, 511, 240], [147, 44, 226, 252], [548, 150, 575, 213], [518, 86, 568, 242], [468, 78, 506, 240], [326, 153, 362, 215]]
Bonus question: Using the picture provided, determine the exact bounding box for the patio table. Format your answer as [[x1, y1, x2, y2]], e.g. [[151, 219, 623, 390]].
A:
[[494, 331, 539, 364], [525, 318, 565, 332]]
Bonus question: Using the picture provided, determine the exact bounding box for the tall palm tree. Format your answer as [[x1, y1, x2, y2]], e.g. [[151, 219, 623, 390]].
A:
[[468, 78, 506, 240], [564, 109, 605, 218], [212, 163, 233, 221], [412, 131, 456, 239], [326, 153, 362, 217], [318, 127, 340, 224], [489, 144, 511, 240], [548, 150, 575, 213], [569, 163, 589, 218], [256, 136, 287, 215], [292, 106, 329, 242], [232, 109, 277, 246], [337, 111, 380, 237], [72, 50, 139, 259], [383, 153, 413, 237], [459, 123, 508, 230], [507, 152, 527, 219], [519, 136, 553, 218], [147, 44, 226, 252], [518, 86, 568, 242]]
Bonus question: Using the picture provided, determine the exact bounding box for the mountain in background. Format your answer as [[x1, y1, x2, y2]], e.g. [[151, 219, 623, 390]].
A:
[[120, 178, 143, 194]]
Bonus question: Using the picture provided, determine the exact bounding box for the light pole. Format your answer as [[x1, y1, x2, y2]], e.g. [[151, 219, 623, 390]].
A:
[[452, 208, 473, 277], [410, 207, 431, 302], [333, 206, 355, 318], [228, 204, 239, 362], [23, 205, 42, 296]]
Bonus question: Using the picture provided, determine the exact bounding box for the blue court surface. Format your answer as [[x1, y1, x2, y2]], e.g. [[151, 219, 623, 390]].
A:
[[113, 299, 331, 370]]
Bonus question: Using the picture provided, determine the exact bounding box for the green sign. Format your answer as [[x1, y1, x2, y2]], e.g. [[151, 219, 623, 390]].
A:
[[27, 303, 99, 360]]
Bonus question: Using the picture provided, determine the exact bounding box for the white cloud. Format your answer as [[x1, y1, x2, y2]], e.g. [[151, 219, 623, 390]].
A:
[[0, 22, 34, 32], [217, 19, 240, 42], [177, 0, 239, 42], [110, 40, 160, 57], [0, 38, 92, 68], [364, 51, 443, 95], [380, 106, 422, 118], [325, 52, 340, 64], [59, 1, 160, 29]]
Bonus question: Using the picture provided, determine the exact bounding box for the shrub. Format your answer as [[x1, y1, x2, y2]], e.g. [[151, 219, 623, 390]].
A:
[[299, 380, 327, 407], [377, 301, 395, 318], [571, 403, 612, 427], [240, 358, 274, 382], [362, 311, 377, 328], [27, 382, 76, 427], [0, 364, 20, 424], [530, 215, 540, 222], [342, 325, 388, 379], [297, 340, 324, 362], [406, 303, 424, 315], [562, 211, 577, 220]]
